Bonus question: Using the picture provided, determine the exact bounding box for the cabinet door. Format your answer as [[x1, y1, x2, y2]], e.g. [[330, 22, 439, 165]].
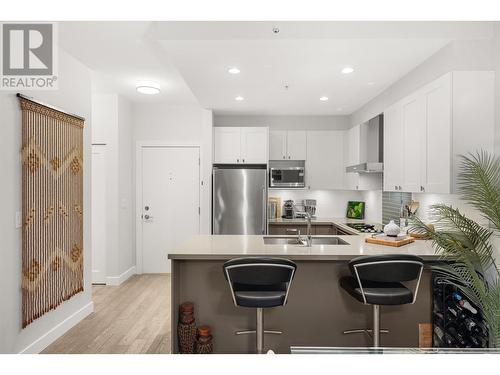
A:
[[315, 225, 334, 235], [401, 94, 426, 192], [268, 225, 286, 235], [240, 127, 268, 164], [423, 74, 451, 194], [269, 131, 287, 160], [214, 127, 242, 164], [286, 131, 307, 160], [383, 103, 404, 191], [306, 131, 344, 190]]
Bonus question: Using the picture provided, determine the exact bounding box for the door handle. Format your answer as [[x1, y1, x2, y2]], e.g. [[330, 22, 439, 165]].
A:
[[262, 187, 266, 234], [144, 214, 153, 220]]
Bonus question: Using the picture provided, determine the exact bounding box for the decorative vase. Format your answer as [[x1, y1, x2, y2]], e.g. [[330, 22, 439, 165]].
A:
[[384, 220, 400, 237], [195, 325, 213, 354], [178, 302, 197, 354]]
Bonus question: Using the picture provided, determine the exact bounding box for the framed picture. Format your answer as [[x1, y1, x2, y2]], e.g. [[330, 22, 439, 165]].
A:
[[346, 201, 365, 220]]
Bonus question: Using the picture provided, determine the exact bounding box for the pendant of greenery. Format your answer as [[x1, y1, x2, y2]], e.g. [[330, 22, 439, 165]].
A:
[[411, 151, 500, 347]]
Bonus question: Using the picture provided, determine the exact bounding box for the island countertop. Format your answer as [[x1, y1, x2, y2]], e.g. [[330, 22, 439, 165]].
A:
[[168, 233, 439, 261]]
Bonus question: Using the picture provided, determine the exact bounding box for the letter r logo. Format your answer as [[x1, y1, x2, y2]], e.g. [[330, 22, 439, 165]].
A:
[[2, 24, 53, 75]]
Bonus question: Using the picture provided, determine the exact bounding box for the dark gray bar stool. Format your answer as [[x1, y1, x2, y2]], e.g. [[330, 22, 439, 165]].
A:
[[223, 257, 297, 354], [340, 254, 424, 347]]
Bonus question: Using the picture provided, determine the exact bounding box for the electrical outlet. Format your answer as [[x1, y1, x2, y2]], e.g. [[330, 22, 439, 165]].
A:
[[15, 211, 22, 229]]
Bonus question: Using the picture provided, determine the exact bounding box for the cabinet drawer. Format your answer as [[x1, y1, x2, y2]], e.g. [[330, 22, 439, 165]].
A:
[[314, 225, 335, 235]]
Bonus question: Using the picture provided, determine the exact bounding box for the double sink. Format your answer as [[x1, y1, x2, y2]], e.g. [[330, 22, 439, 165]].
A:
[[263, 236, 349, 246]]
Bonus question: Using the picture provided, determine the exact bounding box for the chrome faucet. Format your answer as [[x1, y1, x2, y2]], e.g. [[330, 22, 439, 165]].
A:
[[303, 211, 312, 247]]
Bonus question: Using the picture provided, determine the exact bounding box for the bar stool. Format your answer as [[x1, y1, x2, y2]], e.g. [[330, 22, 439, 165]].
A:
[[223, 257, 297, 354], [339, 254, 424, 347]]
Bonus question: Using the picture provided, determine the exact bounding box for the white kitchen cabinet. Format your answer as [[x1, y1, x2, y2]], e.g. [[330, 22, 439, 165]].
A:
[[306, 131, 344, 190], [286, 131, 307, 160], [240, 127, 269, 164], [269, 131, 287, 160], [214, 127, 242, 164], [214, 126, 268, 164], [383, 71, 493, 194], [383, 102, 404, 192], [269, 130, 307, 160]]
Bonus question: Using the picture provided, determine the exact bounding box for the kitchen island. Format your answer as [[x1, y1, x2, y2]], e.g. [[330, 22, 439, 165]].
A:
[[168, 226, 439, 353]]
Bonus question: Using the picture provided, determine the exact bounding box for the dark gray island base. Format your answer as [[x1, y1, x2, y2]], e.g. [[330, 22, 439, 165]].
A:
[[169, 235, 437, 354]]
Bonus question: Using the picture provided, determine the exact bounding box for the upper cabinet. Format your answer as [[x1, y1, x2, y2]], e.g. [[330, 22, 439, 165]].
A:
[[214, 127, 268, 164], [269, 130, 307, 160], [383, 71, 494, 194], [306, 131, 344, 190]]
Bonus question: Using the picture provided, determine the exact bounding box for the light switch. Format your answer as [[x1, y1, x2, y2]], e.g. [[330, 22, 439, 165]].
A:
[[15, 211, 22, 229]]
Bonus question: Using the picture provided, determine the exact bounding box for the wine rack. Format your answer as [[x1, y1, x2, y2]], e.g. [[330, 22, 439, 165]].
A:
[[432, 274, 489, 348]]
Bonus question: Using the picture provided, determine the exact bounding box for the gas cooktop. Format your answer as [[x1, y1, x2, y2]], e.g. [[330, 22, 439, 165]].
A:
[[346, 223, 383, 234]]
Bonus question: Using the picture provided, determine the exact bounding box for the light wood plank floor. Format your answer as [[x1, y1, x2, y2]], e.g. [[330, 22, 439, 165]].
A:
[[42, 274, 171, 354]]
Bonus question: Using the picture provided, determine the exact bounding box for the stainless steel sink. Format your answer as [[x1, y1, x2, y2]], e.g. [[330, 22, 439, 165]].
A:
[[263, 236, 304, 245], [310, 237, 349, 245], [263, 236, 349, 245]]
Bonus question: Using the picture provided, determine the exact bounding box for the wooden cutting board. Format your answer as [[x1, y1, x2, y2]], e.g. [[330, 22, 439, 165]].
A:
[[365, 235, 415, 247]]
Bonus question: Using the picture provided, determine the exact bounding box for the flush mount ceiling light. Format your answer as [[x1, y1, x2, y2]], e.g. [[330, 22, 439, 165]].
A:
[[136, 81, 160, 95], [341, 66, 355, 74], [235, 95, 244, 101], [319, 96, 329, 102], [228, 67, 240, 74]]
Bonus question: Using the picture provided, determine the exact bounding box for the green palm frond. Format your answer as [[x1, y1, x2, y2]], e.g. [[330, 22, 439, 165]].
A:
[[410, 151, 500, 347], [458, 151, 500, 230]]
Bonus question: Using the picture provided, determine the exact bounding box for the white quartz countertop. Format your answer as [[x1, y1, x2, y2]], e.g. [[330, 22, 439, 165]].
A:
[[168, 233, 440, 261]]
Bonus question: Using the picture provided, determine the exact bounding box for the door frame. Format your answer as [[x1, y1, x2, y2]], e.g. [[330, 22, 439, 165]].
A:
[[135, 142, 202, 274], [91, 143, 108, 284]]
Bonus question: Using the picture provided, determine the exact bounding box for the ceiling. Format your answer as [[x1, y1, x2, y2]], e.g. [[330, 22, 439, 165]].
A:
[[59, 21, 494, 115]]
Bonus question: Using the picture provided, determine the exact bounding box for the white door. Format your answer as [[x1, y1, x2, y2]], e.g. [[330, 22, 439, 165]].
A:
[[306, 131, 344, 190], [240, 127, 268, 163], [383, 102, 404, 192], [91, 145, 107, 284], [286, 131, 307, 160], [141, 146, 200, 273], [269, 130, 287, 160], [214, 127, 241, 163]]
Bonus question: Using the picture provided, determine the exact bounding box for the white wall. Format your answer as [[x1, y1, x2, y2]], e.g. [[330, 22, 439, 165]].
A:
[[214, 114, 350, 130], [493, 23, 500, 155], [350, 39, 494, 126], [132, 104, 213, 236], [91, 93, 134, 283], [0, 48, 93, 353]]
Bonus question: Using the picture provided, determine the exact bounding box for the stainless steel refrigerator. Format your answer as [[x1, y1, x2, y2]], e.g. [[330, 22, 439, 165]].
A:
[[212, 165, 267, 235]]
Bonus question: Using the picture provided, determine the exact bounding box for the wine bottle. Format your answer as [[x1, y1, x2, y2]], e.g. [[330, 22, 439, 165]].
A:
[[434, 326, 457, 347], [452, 291, 462, 301], [459, 300, 478, 314], [468, 335, 488, 348], [446, 300, 468, 320], [448, 326, 469, 347]]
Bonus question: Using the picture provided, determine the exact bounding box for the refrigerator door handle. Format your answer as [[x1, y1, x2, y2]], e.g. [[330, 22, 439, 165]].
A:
[[262, 187, 266, 234]]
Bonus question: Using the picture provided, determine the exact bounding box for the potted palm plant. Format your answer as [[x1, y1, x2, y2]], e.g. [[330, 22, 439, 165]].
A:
[[411, 151, 500, 348]]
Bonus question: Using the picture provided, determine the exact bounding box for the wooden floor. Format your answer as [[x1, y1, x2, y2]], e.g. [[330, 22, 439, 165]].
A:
[[42, 274, 171, 354]]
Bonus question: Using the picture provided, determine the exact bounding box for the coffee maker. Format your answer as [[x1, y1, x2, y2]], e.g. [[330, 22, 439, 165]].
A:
[[282, 200, 295, 219]]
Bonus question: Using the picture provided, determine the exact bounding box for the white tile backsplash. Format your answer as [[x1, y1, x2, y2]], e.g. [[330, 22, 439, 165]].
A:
[[269, 189, 382, 222]]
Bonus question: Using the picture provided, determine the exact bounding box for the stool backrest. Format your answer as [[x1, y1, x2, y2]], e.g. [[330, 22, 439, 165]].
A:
[[223, 257, 297, 305], [349, 254, 424, 283]]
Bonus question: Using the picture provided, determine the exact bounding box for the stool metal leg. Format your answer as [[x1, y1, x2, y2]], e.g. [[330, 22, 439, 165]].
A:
[[373, 305, 380, 347], [256, 308, 264, 354]]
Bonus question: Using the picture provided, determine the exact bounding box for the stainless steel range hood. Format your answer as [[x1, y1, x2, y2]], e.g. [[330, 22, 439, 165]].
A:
[[346, 114, 384, 174], [346, 162, 383, 174]]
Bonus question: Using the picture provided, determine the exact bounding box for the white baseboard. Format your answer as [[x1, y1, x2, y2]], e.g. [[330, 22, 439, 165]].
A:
[[19, 301, 94, 354], [106, 265, 136, 286]]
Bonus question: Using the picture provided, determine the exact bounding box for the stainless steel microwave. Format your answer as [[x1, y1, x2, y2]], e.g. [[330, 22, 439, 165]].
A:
[[269, 167, 305, 188]]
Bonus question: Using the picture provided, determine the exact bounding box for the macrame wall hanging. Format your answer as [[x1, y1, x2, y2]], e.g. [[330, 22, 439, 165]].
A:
[[19, 94, 85, 328]]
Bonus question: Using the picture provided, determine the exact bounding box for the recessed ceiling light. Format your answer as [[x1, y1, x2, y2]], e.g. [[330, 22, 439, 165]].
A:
[[228, 67, 240, 74], [341, 66, 355, 74], [319, 96, 329, 102], [235, 96, 244, 101], [136, 81, 160, 95]]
